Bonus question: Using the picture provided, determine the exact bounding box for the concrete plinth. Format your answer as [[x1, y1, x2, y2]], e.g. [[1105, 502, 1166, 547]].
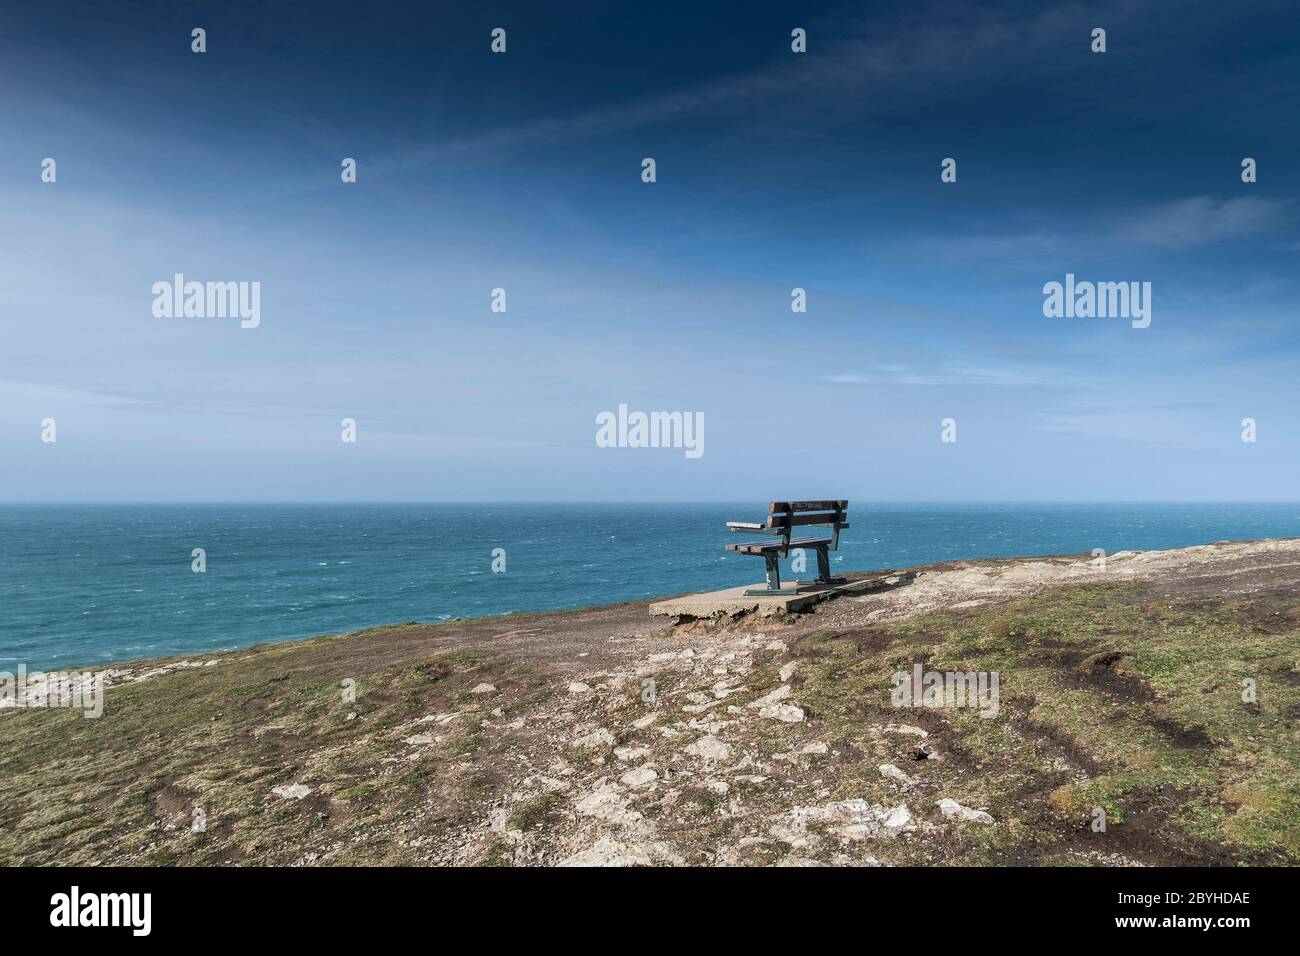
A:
[[649, 574, 898, 619]]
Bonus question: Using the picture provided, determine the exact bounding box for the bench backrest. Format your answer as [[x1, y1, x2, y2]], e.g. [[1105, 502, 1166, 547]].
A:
[[766, 500, 848, 548]]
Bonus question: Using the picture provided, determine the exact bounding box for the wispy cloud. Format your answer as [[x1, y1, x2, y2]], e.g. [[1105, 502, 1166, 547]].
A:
[[1032, 410, 1204, 445], [371, 1, 1126, 175], [1120, 196, 1290, 249], [822, 364, 1068, 388]]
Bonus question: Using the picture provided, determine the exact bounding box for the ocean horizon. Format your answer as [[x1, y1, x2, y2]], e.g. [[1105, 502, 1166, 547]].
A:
[[3, 501, 1298, 670]]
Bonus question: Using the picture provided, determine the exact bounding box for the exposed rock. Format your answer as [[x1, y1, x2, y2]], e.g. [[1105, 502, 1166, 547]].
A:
[[688, 718, 734, 734], [747, 684, 805, 722], [557, 836, 651, 867], [759, 703, 805, 723], [620, 766, 659, 789], [683, 735, 731, 762], [403, 733, 437, 746], [878, 723, 928, 738], [533, 775, 570, 794], [770, 826, 809, 847], [574, 785, 642, 826], [614, 745, 650, 762], [567, 682, 592, 694], [571, 728, 615, 749], [879, 763, 915, 788], [711, 681, 744, 699], [648, 650, 692, 664], [682, 702, 718, 714], [471, 683, 497, 695], [793, 800, 913, 839], [937, 798, 995, 824], [271, 784, 311, 800], [779, 661, 800, 682], [748, 685, 792, 708]]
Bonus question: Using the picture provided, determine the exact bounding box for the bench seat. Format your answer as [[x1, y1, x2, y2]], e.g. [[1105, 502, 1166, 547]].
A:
[[725, 536, 831, 555]]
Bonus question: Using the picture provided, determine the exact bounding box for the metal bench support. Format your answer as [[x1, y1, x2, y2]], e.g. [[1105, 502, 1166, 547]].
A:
[[794, 545, 843, 588], [744, 553, 798, 596], [816, 543, 832, 584]]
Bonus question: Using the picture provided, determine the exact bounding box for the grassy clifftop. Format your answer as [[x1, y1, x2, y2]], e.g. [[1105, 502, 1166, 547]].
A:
[[1, 540, 1297, 866], [804, 582, 1299, 863]]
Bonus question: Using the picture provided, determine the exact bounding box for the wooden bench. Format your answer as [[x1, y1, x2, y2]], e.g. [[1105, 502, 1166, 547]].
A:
[[725, 500, 849, 596]]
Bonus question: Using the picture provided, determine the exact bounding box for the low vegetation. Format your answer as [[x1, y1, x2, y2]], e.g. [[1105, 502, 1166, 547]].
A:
[[2, 546, 1296, 866]]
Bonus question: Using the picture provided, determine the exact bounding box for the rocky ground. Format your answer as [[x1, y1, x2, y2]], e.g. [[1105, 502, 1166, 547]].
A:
[[2, 538, 1298, 866]]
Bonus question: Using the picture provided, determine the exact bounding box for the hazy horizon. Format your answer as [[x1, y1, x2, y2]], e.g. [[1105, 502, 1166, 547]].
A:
[[4, 499, 1300, 506]]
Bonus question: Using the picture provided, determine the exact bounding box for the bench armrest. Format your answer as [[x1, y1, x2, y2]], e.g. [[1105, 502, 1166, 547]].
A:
[[726, 521, 767, 533]]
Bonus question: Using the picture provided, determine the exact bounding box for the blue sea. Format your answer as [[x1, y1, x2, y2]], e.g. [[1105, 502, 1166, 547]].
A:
[[2, 503, 1298, 670]]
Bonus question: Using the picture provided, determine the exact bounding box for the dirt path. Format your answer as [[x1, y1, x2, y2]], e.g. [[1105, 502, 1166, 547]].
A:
[[818, 536, 1300, 627]]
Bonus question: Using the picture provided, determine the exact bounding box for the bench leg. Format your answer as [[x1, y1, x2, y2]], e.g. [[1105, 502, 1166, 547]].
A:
[[742, 552, 798, 596], [764, 552, 781, 590], [795, 546, 842, 587], [815, 545, 832, 584]]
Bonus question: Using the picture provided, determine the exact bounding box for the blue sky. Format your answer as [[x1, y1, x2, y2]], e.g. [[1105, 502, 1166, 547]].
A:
[[1, 0, 1298, 501]]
